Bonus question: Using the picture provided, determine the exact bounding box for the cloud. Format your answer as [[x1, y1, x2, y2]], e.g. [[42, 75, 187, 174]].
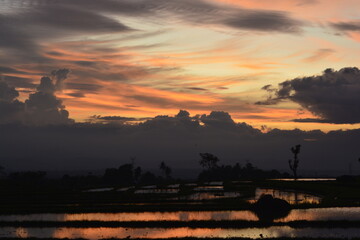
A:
[[22, 4, 132, 33], [292, 118, 331, 123], [0, 81, 19, 102], [187, 87, 208, 91], [1, 109, 359, 174], [257, 67, 360, 124], [296, 0, 318, 6], [51, 69, 71, 91], [25, 69, 73, 125], [0, 69, 73, 125], [0, 66, 25, 74], [200, 111, 236, 128], [331, 21, 360, 32], [0, 14, 38, 53], [1, 75, 36, 89], [303, 48, 335, 62], [176, 110, 190, 118], [66, 83, 103, 93], [10, 0, 302, 34], [151, 0, 303, 33], [25, 0, 152, 16], [224, 10, 302, 33], [0, 81, 25, 124], [0, 2, 132, 65], [91, 115, 138, 122]]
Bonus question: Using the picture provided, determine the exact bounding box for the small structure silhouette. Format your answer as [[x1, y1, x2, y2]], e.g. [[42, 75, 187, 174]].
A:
[[288, 144, 301, 180], [251, 194, 291, 222]]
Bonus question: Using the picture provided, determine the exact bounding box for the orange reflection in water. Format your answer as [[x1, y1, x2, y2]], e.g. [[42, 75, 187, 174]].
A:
[[249, 188, 321, 205], [15, 227, 28, 238], [52, 227, 281, 239], [2, 226, 360, 239], [63, 211, 258, 222], [3, 207, 360, 223], [278, 207, 360, 222]]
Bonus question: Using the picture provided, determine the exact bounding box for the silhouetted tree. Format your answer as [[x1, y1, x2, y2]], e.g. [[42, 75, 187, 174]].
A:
[[288, 144, 301, 180], [134, 166, 142, 184], [199, 153, 220, 170], [103, 164, 134, 186], [159, 161, 172, 179], [140, 171, 158, 185], [9, 171, 47, 184]]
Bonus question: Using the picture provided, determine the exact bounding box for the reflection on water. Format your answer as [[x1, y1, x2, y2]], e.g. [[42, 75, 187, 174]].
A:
[[178, 191, 241, 201], [2, 208, 360, 222], [1, 226, 360, 239], [278, 207, 360, 222], [193, 186, 224, 191], [271, 178, 336, 181], [249, 188, 321, 205], [64, 211, 259, 222], [83, 188, 113, 193], [135, 189, 179, 194]]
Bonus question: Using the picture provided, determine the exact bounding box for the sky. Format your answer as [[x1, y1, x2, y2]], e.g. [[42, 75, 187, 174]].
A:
[[1, 0, 360, 173]]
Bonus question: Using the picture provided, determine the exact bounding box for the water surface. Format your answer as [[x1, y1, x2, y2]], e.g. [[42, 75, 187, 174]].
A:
[[2, 226, 360, 239], [1, 207, 360, 222], [249, 188, 322, 204]]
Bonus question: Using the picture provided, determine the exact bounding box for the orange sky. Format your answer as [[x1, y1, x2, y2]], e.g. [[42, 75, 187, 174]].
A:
[[2, 0, 360, 131]]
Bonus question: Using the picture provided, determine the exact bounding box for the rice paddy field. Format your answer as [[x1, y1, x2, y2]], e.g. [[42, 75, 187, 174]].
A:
[[1, 178, 360, 240]]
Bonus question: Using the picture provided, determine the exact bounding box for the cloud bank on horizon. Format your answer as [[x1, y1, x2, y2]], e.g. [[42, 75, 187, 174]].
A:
[[1, 70, 360, 173]]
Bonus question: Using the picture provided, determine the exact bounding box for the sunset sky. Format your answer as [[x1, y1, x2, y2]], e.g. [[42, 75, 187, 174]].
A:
[[1, 0, 360, 172], [1, 0, 360, 132]]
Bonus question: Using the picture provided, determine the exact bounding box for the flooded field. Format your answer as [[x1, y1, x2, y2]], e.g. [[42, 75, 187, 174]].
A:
[[1, 207, 360, 222], [2, 226, 360, 239], [249, 188, 322, 204], [1, 179, 358, 239], [270, 178, 336, 181]]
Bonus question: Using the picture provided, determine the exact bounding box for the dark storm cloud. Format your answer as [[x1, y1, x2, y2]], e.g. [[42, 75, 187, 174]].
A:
[[257, 67, 360, 124], [1, 110, 359, 174]]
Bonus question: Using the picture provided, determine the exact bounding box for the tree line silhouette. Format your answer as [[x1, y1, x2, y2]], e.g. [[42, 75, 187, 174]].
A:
[[1, 144, 359, 188]]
